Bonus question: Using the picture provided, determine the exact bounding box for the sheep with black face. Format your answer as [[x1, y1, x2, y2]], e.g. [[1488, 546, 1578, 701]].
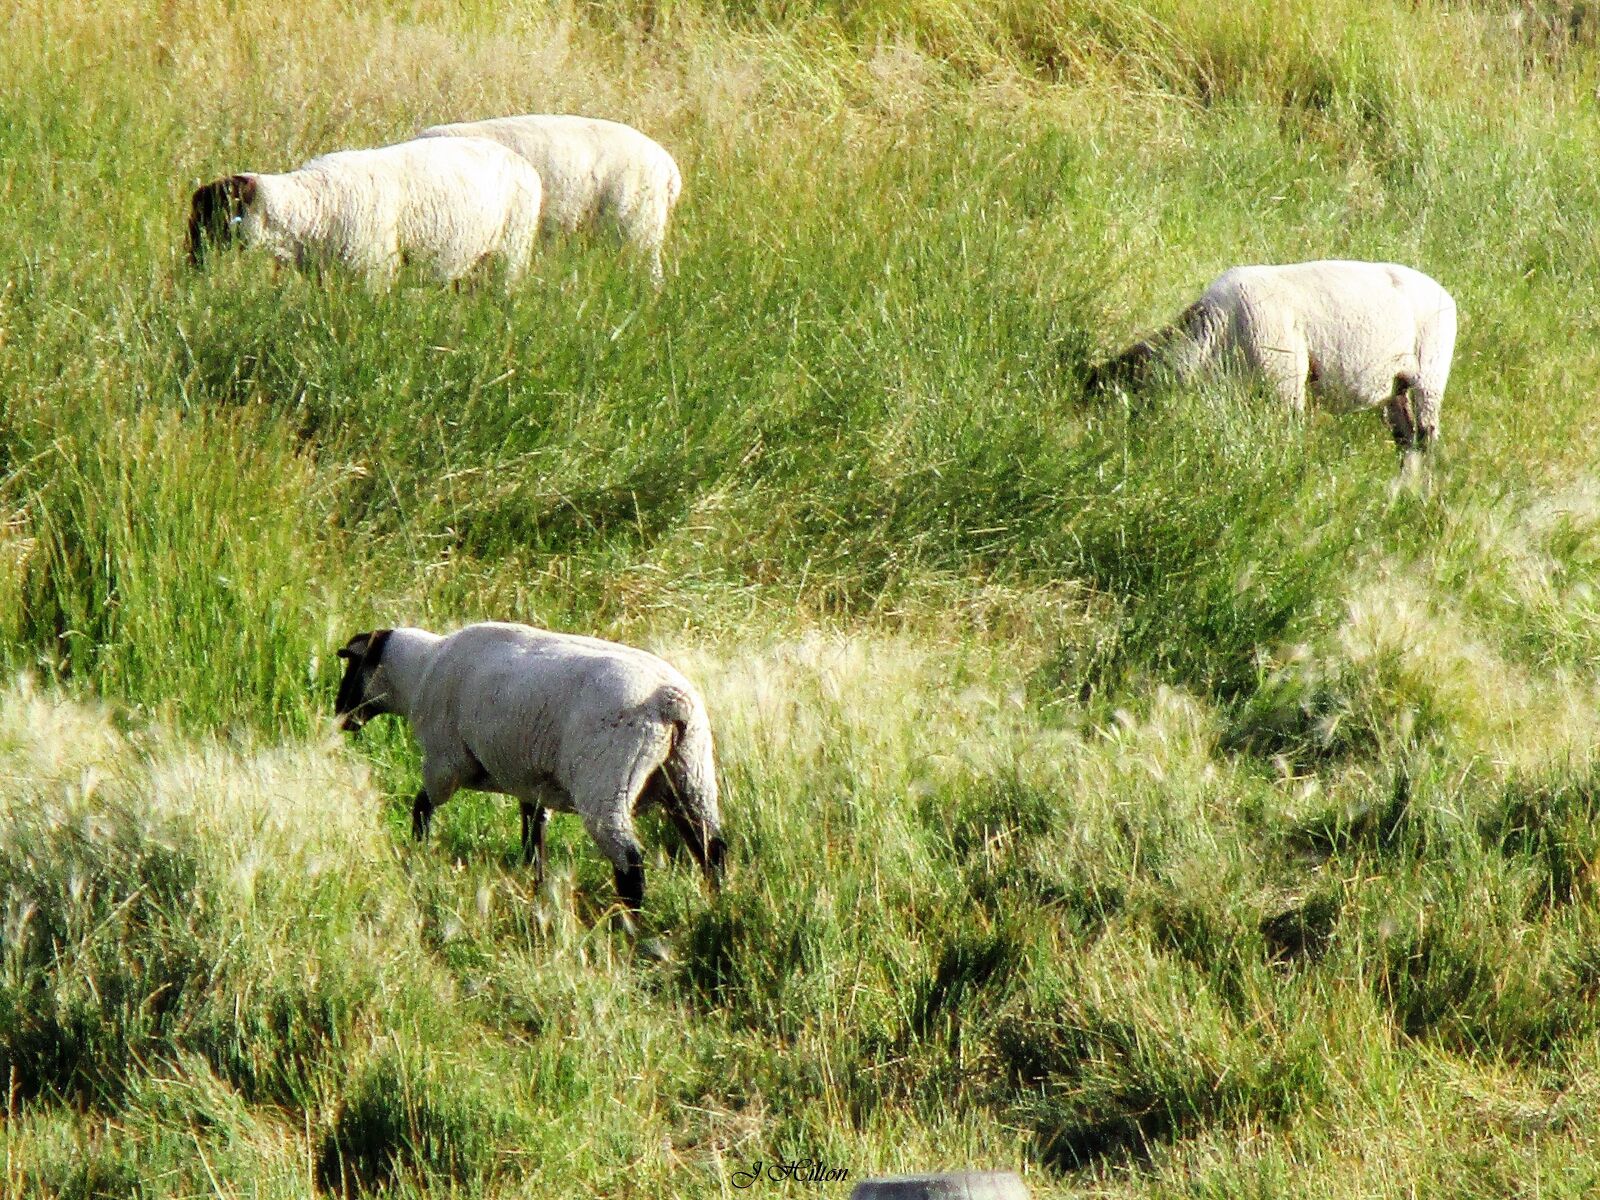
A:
[[188, 136, 542, 285], [335, 622, 726, 916]]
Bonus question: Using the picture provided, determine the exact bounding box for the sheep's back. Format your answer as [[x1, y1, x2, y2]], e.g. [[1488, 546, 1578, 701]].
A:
[[1209, 261, 1450, 327], [419, 115, 676, 232], [426, 623, 700, 794]]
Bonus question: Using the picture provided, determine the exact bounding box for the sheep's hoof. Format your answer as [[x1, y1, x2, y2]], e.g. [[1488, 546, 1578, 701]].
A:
[[635, 936, 673, 964], [849, 1172, 1030, 1199]]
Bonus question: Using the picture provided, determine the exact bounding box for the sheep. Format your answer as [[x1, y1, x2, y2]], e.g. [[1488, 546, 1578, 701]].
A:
[[415, 115, 681, 284], [187, 136, 543, 286], [334, 622, 726, 915], [1089, 260, 1458, 456]]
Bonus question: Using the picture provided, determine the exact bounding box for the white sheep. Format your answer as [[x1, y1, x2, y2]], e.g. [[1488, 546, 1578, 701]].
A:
[[334, 622, 726, 914], [416, 115, 682, 284], [1090, 260, 1458, 453], [187, 136, 542, 286]]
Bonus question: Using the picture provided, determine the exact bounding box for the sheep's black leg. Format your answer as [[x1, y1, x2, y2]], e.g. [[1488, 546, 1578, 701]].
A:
[[663, 805, 707, 868], [705, 833, 728, 890], [412, 789, 434, 842], [647, 768, 726, 893], [581, 804, 646, 918], [661, 803, 726, 891], [521, 802, 548, 881], [683, 824, 727, 892], [1383, 377, 1420, 451], [615, 845, 645, 914]]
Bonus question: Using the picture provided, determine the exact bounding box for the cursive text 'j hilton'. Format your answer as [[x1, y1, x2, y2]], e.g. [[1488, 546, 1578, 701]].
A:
[[731, 1159, 851, 1188]]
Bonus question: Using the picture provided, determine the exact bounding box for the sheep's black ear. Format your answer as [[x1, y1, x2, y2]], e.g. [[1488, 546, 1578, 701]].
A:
[[230, 174, 257, 207], [336, 633, 367, 661], [336, 629, 392, 664], [364, 628, 394, 666]]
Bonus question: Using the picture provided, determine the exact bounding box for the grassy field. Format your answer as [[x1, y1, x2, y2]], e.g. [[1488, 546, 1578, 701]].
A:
[[8, 0, 1600, 1195]]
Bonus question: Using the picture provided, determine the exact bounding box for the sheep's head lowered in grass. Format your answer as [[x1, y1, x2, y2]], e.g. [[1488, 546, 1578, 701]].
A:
[[334, 629, 394, 732], [186, 174, 257, 267], [1083, 337, 1160, 397]]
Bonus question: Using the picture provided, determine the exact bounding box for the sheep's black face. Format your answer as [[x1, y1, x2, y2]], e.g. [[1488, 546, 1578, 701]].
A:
[[1085, 339, 1158, 398], [334, 628, 393, 732], [187, 175, 256, 267]]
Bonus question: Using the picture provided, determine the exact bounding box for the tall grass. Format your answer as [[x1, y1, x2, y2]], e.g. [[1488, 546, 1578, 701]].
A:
[[9, 0, 1600, 1196]]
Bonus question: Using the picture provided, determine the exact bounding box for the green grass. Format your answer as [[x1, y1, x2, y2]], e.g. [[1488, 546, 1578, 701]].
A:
[[8, 1, 1600, 1195]]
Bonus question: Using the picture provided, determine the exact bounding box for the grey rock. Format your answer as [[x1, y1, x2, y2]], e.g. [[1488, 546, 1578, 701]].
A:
[[849, 1171, 1029, 1199]]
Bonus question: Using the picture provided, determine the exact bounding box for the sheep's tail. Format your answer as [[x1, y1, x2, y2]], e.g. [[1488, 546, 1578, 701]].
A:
[[665, 157, 683, 212], [653, 685, 726, 883], [1411, 289, 1457, 446], [657, 687, 719, 826]]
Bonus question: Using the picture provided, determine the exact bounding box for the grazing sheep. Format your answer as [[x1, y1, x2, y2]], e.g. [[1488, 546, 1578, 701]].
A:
[[416, 115, 681, 284], [334, 622, 726, 915], [1089, 260, 1458, 453], [187, 136, 542, 286]]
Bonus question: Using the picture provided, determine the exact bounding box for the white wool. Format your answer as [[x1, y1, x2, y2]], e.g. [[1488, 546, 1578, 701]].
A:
[[238, 136, 542, 285], [418, 115, 681, 283]]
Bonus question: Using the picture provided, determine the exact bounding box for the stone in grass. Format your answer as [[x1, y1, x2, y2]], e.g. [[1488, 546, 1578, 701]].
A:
[[850, 1171, 1029, 1199]]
